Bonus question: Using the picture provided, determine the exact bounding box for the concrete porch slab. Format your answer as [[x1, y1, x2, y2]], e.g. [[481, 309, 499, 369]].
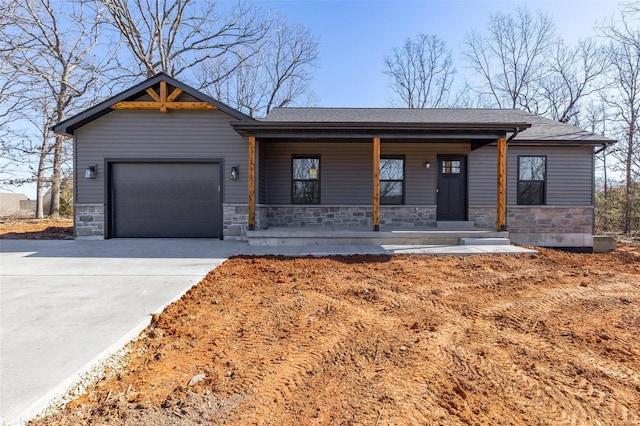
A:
[[460, 237, 511, 246], [247, 227, 509, 246], [240, 244, 538, 256]]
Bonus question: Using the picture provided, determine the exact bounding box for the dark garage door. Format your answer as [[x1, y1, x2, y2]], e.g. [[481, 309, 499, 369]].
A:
[[110, 162, 221, 238]]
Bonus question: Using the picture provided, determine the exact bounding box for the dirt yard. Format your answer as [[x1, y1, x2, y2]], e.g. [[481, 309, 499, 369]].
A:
[[28, 244, 639, 425], [0, 217, 73, 239]]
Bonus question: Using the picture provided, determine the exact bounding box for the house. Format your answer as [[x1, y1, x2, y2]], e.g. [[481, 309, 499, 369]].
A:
[[0, 193, 29, 217], [53, 73, 615, 249]]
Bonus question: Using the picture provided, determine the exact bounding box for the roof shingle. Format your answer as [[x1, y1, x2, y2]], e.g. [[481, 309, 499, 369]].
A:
[[263, 107, 614, 144]]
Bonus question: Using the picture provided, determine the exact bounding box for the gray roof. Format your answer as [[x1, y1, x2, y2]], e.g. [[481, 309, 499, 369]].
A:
[[53, 72, 253, 136], [263, 108, 615, 144]]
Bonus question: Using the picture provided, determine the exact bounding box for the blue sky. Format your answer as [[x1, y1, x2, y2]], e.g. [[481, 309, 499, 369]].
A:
[[259, 0, 621, 107]]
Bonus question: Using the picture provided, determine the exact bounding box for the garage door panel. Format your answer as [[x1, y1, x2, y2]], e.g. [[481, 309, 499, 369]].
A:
[[110, 162, 221, 238]]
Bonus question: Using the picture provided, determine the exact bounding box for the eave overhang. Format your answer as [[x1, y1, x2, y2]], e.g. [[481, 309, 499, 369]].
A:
[[230, 121, 532, 141], [507, 138, 617, 147]]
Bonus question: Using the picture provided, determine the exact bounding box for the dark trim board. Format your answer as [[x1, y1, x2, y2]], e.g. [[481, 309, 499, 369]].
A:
[[104, 158, 224, 239]]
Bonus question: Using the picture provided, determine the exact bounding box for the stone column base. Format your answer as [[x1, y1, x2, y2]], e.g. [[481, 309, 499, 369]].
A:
[[75, 204, 105, 239]]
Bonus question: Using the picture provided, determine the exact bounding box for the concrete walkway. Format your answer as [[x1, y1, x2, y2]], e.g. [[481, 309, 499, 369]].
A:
[[0, 239, 536, 425]]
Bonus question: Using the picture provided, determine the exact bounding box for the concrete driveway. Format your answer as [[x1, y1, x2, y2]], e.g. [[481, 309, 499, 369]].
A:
[[0, 239, 244, 425]]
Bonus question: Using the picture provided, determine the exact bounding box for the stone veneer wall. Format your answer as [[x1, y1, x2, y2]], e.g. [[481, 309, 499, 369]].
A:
[[75, 203, 104, 239], [255, 205, 437, 229], [223, 203, 248, 240], [380, 206, 436, 227], [469, 206, 594, 247]]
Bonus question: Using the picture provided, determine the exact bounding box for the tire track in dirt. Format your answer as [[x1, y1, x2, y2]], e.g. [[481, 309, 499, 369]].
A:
[[481, 276, 637, 319], [230, 286, 477, 425], [497, 326, 640, 423], [223, 290, 410, 424]]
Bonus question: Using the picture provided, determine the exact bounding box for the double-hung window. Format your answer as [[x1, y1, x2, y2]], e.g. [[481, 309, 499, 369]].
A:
[[292, 156, 320, 204], [517, 156, 546, 205], [380, 157, 405, 204]]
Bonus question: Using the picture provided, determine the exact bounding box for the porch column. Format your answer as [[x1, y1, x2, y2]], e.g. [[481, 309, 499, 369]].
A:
[[248, 136, 256, 231], [373, 136, 380, 231], [496, 137, 507, 231]]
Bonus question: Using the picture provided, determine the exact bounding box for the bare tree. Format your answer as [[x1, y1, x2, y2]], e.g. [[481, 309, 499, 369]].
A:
[[97, 0, 269, 83], [539, 39, 610, 124], [0, 0, 28, 170], [0, 63, 25, 180], [200, 14, 319, 117], [580, 99, 615, 230], [461, 7, 556, 111], [383, 34, 455, 108], [1, 0, 106, 217], [602, 11, 640, 233]]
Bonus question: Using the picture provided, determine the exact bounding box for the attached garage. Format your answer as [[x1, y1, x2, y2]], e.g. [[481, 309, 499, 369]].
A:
[[52, 73, 252, 240], [108, 161, 222, 238]]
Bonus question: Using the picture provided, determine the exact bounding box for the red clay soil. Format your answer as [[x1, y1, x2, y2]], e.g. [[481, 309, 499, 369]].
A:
[[30, 246, 640, 425], [0, 218, 73, 239]]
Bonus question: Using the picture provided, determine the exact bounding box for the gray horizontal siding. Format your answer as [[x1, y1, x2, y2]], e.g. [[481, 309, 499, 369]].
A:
[[263, 141, 469, 205], [469, 145, 594, 206], [76, 109, 248, 205], [258, 140, 267, 204]]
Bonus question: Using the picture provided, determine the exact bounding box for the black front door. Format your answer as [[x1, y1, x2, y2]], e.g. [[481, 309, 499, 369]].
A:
[[437, 155, 467, 221]]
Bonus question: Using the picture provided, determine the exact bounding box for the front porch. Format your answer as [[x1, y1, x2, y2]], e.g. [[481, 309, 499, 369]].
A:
[[232, 113, 532, 240]]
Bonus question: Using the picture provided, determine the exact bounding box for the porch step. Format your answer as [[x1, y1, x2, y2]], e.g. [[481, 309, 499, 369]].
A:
[[247, 228, 509, 247], [460, 237, 511, 246], [437, 221, 477, 230]]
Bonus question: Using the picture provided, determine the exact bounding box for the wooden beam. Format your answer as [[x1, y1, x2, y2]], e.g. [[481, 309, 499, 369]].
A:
[[145, 88, 160, 102], [111, 101, 216, 110], [373, 136, 381, 231], [112, 80, 214, 111], [159, 80, 167, 112], [162, 102, 215, 110], [496, 137, 507, 231], [166, 88, 183, 102], [248, 136, 256, 231]]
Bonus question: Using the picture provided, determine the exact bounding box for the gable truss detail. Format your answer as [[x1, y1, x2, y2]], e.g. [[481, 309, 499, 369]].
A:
[[110, 80, 216, 113]]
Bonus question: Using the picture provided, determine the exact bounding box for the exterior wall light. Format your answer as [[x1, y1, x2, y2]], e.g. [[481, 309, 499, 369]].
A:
[[424, 161, 431, 169], [84, 165, 97, 179], [230, 165, 239, 180]]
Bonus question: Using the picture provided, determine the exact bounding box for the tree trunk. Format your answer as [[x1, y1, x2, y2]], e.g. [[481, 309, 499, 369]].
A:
[[624, 129, 633, 234], [35, 181, 45, 219], [48, 134, 64, 218], [35, 133, 49, 219]]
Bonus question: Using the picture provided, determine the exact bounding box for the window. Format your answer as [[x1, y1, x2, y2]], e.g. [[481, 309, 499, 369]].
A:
[[442, 160, 461, 174], [517, 156, 546, 205], [292, 156, 320, 204], [380, 157, 404, 204]]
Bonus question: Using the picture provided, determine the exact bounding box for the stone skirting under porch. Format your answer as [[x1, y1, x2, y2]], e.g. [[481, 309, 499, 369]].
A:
[[222, 204, 595, 248], [469, 205, 594, 248], [256, 204, 437, 230]]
